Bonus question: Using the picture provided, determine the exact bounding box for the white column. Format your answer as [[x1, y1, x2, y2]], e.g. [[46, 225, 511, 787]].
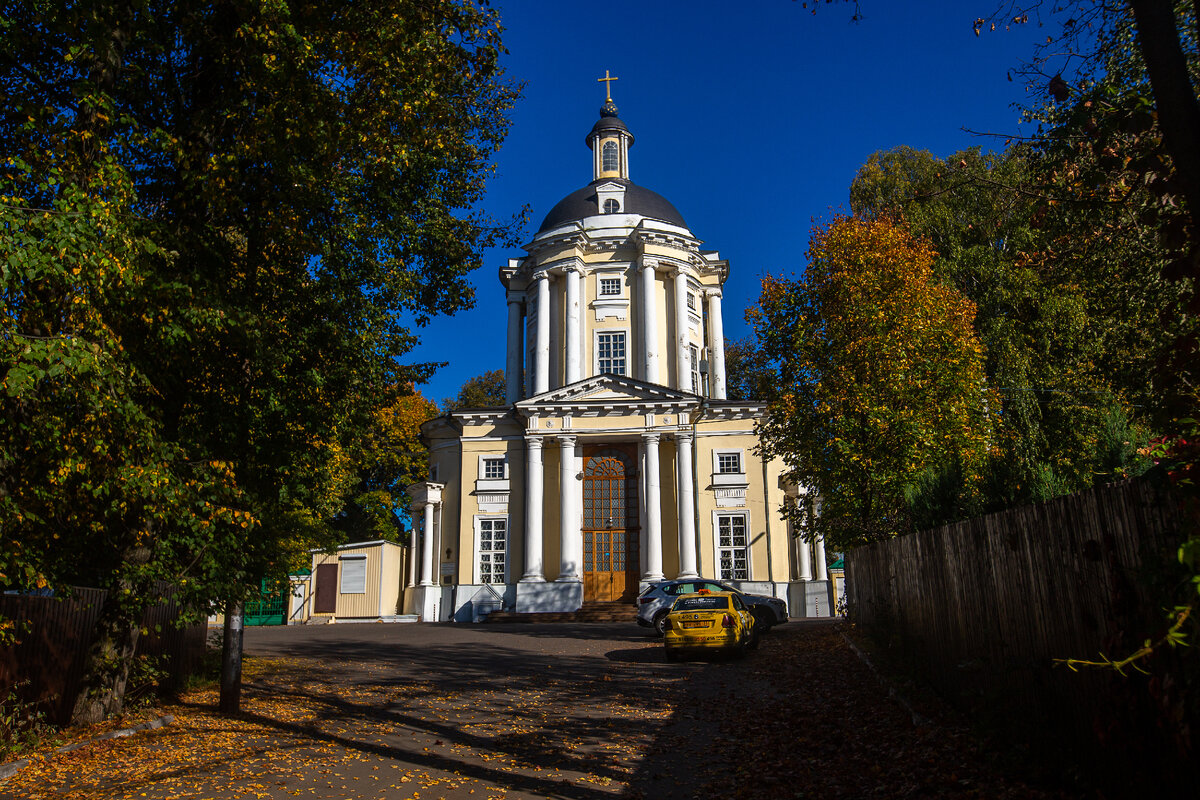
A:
[[673, 267, 690, 392], [564, 265, 581, 384], [642, 432, 664, 581], [796, 533, 813, 582], [557, 435, 582, 581], [813, 533, 828, 581], [640, 259, 659, 384], [505, 295, 524, 404], [534, 272, 551, 394], [675, 432, 698, 578], [522, 437, 545, 581], [420, 502, 435, 586], [707, 290, 727, 400]]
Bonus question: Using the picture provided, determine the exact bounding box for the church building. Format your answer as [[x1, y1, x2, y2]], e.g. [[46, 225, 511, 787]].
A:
[[405, 82, 832, 623]]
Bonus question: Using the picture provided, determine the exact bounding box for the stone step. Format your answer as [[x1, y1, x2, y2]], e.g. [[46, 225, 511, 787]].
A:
[[484, 602, 636, 624]]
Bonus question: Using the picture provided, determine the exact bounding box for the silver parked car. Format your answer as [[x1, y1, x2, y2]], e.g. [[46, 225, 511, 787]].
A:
[[636, 579, 788, 635]]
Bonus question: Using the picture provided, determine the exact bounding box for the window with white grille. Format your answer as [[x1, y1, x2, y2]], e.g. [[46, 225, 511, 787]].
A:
[[599, 277, 621, 296], [477, 518, 507, 584], [602, 140, 618, 171], [690, 344, 701, 394], [482, 457, 505, 479], [717, 515, 749, 580], [597, 331, 626, 376], [717, 452, 742, 474]]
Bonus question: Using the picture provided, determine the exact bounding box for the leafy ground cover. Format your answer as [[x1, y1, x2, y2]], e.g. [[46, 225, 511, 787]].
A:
[[0, 622, 1081, 800]]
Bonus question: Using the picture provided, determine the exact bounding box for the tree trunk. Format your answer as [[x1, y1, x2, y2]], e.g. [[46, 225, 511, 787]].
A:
[[70, 545, 151, 726], [1128, 0, 1200, 237], [219, 600, 244, 714]]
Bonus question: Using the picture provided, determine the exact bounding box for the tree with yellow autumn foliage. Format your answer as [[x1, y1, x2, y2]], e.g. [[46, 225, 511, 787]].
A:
[[752, 216, 994, 549]]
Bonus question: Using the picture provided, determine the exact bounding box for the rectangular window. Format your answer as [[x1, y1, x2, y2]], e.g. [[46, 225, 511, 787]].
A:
[[339, 555, 367, 594], [482, 457, 505, 479], [690, 344, 701, 394], [597, 331, 627, 376], [599, 277, 621, 296], [717, 452, 742, 474], [687, 292, 697, 310], [478, 518, 507, 584], [717, 515, 749, 580]]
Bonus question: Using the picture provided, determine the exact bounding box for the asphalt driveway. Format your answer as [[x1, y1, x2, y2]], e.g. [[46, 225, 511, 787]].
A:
[[2, 620, 1074, 800]]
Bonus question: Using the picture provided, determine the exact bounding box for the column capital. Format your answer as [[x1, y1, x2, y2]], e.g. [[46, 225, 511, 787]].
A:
[[671, 263, 691, 278], [555, 433, 577, 447], [524, 435, 545, 450], [640, 257, 660, 272], [641, 431, 661, 445], [703, 287, 723, 300], [673, 430, 694, 443]]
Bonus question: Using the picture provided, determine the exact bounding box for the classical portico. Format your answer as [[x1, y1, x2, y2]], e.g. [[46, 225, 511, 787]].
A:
[[412, 81, 834, 622]]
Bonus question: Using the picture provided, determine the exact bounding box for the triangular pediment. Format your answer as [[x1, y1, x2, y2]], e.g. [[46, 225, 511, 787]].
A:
[[516, 374, 699, 411]]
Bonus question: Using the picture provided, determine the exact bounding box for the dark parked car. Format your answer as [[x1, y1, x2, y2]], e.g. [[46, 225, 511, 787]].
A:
[[636, 579, 788, 635]]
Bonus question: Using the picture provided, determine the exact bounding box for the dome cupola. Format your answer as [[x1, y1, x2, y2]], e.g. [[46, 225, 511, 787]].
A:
[[587, 71, 633, 183]]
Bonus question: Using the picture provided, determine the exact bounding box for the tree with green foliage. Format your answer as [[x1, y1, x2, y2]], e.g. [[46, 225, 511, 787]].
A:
[[441, 369, 506, 412], [333, 389, 439, 543], [0, 0, 519, 722], [752, 216, 994, 549], [850, 145, 1162, 508], [723, 336, 774, 401]]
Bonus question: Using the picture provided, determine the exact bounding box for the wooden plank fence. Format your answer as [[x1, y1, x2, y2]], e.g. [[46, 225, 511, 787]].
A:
[[845, 475, 1193, 790], [0, 586, 207, 725]]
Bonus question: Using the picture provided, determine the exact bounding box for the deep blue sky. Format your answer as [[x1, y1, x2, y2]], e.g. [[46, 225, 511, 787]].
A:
[[409, 0, 1054, 406]]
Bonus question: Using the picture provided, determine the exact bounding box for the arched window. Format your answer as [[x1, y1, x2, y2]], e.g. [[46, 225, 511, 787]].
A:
[[602, 140, 619, 172], [603, 198, 619, 214]]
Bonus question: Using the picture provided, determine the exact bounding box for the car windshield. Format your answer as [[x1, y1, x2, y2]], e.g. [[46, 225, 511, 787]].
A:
[[673, 596, 730, 611]]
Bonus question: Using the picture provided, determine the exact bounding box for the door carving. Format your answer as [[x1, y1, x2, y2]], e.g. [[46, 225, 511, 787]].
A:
[[582, 445, 640, 602]]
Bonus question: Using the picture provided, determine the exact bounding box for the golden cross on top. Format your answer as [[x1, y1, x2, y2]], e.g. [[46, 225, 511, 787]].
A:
[[598, 70, 618, 102]]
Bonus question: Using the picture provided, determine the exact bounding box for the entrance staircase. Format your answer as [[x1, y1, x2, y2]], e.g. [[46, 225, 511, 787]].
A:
[[483, 600, 634, 624]]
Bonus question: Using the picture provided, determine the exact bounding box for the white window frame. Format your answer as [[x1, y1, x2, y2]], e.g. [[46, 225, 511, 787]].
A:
[[594, 328, 629, 377], [689, 344, 701, 395], [339, 555, 368, 594], [598, 277, 621, 297], [474, 515, 510, 585], [591, 269, 629, 321], [712, 511, 752, 581], [711, 448, 748, 487], [474, 453, 510, 511], [601, 140, 619, 172], [479, 455, 508, 480]]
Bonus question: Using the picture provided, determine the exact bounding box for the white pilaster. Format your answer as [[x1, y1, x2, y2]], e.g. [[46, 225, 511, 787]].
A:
[[557, 435, 582, 581], [640, 258, 659, 384], [535, 272, 551, 394], [564, 265, 581, 384], [673, 267, 689, 392], [522, 436, 545, 581], [675, 432, 698, 578], [707, 290, 727, 400], [420, 501, 435, 586], [505, 294, 524, 404], [642, 432, 664, 582]]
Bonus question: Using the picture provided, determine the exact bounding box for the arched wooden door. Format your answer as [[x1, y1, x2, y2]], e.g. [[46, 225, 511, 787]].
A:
[[582, 445, 640, 602]]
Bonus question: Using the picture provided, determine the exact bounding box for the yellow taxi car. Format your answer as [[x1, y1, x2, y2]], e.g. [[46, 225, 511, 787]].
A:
[[662, 590, 759, 661]]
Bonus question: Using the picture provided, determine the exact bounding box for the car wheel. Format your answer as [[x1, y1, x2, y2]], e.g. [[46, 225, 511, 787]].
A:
[[752, 608, 773, 633], [747, 624, 761, 650], [653, 610, 669, 636]]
